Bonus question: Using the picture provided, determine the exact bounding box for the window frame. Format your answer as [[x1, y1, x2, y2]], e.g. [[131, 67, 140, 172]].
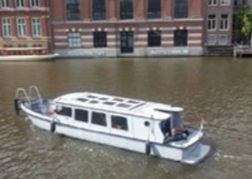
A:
[[208, 14, 217, 31], [207, 34, 216, 46], [220, 14, 229, 30], [174, 0, 188, 19], [17, 17, 26, 37], [31, 17, 41, 37], [220, 0, 230, 6], [92, 0, 106, 20], [2, 18, 12, 37], [66, 0, 80, 21], [67, 32, 82, 48], [91, 111, 107, 127], [1, 0, 10, 8], [148, 30, 161, 47], [93, 31, 107, 48], [147, 0, 161, 19], [56, 106, 72, 118], [174, 29, 188, 47], [208, 0, 217, 6], [120, 0, 134, 20], [75, 109, 89, 123], [15, 0, 25, 8], [218, 34, 228, 45], [111, 115, 128, 131], [30, 0, 39, 8]]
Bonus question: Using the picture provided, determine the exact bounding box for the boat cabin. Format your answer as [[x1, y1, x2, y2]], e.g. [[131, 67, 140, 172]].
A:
[[52, 92, 185, 144]]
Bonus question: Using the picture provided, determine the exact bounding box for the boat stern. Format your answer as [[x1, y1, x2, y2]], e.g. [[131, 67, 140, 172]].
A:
[[181, 143, 211, 165]]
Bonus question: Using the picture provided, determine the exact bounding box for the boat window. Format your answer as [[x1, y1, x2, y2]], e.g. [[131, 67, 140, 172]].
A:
[[127, 100, 139, 104], [117, 103, 131, 108], [103, 101, 116, 105], [89, 100, 99, 104], [77, 98, 88, 102], [111, 115, 128, 131], [75, 109, 88, 122], [99, 97, 108, 100], [56, 106, 72, 117], [113, 98, 124, 102], [91, 112, 107, 126], [87, 95, 97, 99]]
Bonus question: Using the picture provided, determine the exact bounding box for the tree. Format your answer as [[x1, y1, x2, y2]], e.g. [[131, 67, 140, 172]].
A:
[[237, 7, 252, 44]]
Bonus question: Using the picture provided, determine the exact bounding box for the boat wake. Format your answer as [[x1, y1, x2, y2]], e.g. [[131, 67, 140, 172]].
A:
[[214, 149, 252, 162]]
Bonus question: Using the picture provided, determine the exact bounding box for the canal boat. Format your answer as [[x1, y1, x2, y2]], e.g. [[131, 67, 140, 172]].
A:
[[14, 86, 211, 165], [0, 47, 58, 61]]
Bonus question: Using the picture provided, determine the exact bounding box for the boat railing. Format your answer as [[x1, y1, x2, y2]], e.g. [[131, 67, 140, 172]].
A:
[[15, 88, 31, 106], [28, 85, 42, 102]]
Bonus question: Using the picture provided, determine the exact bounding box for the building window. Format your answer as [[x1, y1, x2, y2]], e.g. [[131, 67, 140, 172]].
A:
[[2, 18, 12, 37], [56, 106, 72, 117], [31, 17, 41, 37], [220, 0, 230, 6], [66, 0, 80, 21], [75, 109, 88, 122], [17, 18, 26, 37], [18, 44, 27, 47], [174, 30, 188, 47], [220, 14, 229, 30], [208, 0, 217, 5], [148, 0, 161, 19], [32, 44, 42, 47], [68, 32, 81, 48], [207, 35, 216, 45], [111, 115, 128, 131], [93, 0, 106, 20], [148, 30, 161, 47], [120, 0, 133, 20], [208, 15, 216, 30], [93, 32, 107, 47], [30, 0, 39, 7], [174, 0, 188, 19], [1, 0, 9, 7], [15, 0, 25, 7], [91, 112, 107, 126], [219, 34, 228, 45]]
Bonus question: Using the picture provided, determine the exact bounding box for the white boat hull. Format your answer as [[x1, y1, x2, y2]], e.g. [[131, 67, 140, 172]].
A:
[[22, 104, 210, 165], [0, 53, 58, 61]]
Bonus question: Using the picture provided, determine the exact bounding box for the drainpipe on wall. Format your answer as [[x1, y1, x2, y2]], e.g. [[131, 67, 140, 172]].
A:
[[47, 0, 53, 53]]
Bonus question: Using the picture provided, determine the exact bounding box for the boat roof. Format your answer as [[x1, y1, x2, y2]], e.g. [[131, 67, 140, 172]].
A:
[[54, 92, 184, 120]]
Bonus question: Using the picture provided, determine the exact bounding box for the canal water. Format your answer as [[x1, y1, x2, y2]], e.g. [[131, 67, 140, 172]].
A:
[[0, 57, 252, 179]]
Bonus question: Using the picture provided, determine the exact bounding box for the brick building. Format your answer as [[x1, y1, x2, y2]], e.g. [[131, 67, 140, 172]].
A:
[[206, 0, 233, 46], [51, 0, 205, 57], [0, 0, 51, 52]]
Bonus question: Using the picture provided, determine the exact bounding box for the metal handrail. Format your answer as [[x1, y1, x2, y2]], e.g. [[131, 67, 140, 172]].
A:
[[15, 88, 31, 105], [28, 86, 42, 102]]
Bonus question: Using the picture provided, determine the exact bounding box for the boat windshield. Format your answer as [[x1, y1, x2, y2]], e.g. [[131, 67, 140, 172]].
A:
[[171, 112, 183, 129], [156, 109, 183, 127]]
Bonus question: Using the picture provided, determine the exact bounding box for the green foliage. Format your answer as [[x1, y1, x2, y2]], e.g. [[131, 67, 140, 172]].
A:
[[237, 7, 252, 41]]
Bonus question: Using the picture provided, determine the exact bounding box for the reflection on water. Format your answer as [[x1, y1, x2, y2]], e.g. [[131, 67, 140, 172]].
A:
[[1, 57, 252, 178]]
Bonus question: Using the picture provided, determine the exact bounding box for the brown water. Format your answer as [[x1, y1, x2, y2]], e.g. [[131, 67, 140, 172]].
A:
[[1, 57, 252, 179]]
